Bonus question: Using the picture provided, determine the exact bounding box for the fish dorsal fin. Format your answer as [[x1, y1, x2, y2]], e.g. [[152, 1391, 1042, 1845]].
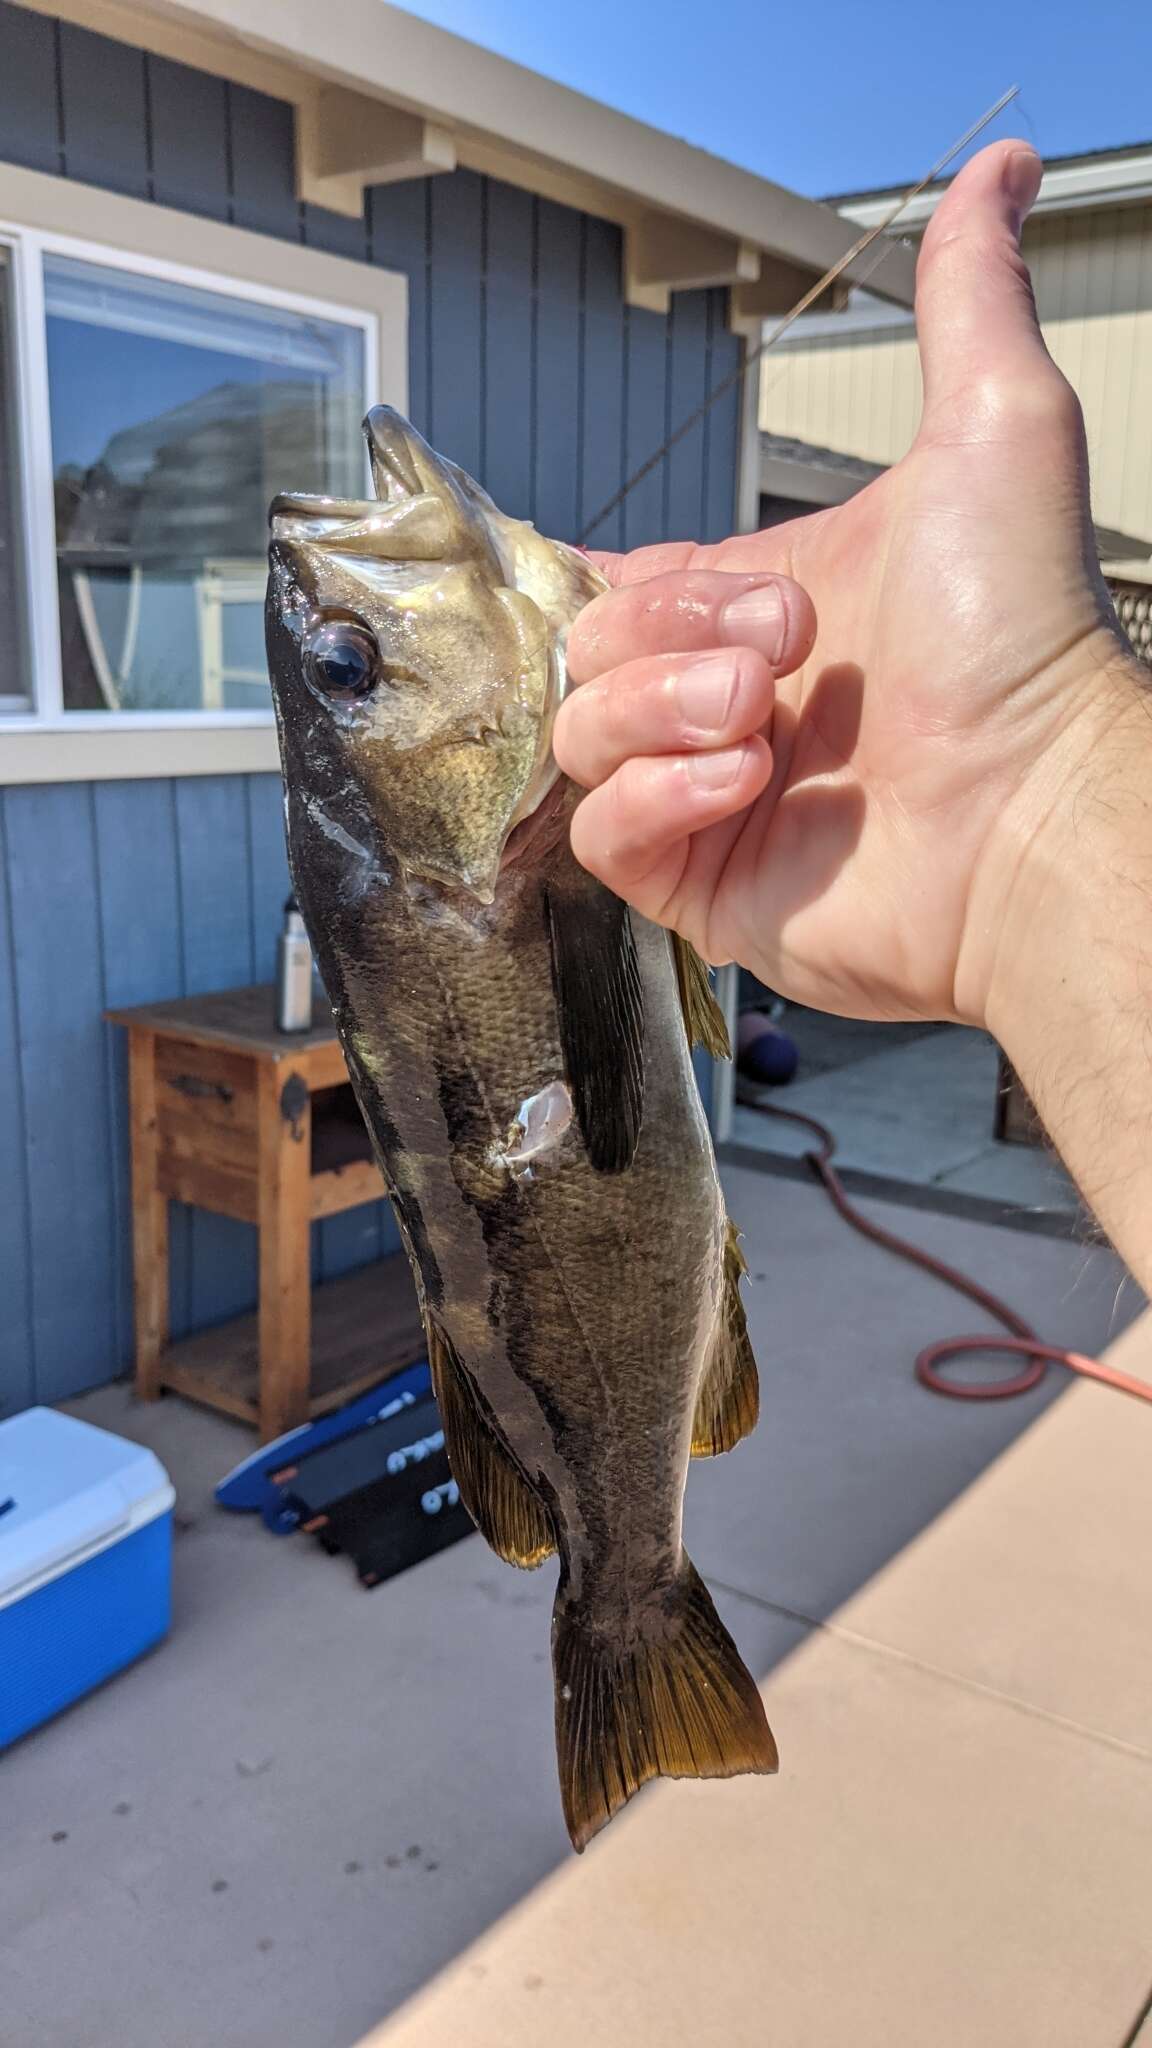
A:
[[691, 1218, 759, 1456], [672, 934, 731, 1057], [426, 1318, 555, 1569], [545, 877, 645, 1175]]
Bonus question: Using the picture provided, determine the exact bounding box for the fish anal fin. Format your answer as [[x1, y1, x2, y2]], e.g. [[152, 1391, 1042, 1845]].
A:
[[553, 1555, 778, 1852], [672, 933, 731, 1058], [691, 1218, 759, 1457], [426, 1319, 555, 1569], [545, 880, 644, 1175]]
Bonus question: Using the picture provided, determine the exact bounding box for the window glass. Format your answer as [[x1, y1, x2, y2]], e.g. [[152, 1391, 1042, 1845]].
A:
[[0, 254, 30, 709], [45, 256, 365, 713]]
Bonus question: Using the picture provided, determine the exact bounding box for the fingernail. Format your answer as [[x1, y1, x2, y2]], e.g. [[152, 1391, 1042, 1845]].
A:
[[676, 654, 738, 733], [688, 746, 745, 789], [1003, 148, 1042, 221], [720, 584, 787, 665]]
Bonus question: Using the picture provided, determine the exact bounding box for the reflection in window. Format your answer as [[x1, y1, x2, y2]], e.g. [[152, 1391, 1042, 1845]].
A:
[[0, 254, 30, 710], [45, 257, 365, 713]]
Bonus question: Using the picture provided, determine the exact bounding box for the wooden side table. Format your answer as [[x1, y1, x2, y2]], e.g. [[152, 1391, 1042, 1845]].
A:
[[107, 985, 424, 1442]]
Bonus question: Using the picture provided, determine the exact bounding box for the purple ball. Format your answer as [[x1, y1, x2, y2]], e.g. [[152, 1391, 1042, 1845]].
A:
[[736, 1011, 799, 1086]]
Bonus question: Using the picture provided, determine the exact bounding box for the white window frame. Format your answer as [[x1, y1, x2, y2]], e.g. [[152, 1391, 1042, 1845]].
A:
[[0, 164, 407, 783], [6, 228, 375, 729]]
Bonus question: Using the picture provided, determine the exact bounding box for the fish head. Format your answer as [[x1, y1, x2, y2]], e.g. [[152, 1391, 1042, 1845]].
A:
[[266, 406, 602, 903]]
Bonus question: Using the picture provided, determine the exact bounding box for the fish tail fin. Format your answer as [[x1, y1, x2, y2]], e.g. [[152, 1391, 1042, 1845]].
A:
[[552, 1555, 778, 1852]]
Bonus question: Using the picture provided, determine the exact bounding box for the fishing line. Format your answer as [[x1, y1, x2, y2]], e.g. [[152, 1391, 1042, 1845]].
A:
[[577, 84, 1021, 543]]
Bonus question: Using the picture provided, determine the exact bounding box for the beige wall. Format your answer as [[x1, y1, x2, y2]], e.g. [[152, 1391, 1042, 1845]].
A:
[[761, 201, 1152, 567]]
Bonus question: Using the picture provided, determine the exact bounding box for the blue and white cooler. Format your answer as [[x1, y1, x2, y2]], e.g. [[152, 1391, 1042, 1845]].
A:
[[0, 1407, 175, 1749]]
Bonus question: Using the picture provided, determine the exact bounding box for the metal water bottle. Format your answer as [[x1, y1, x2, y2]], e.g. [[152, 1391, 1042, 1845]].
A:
[[276, 894, 313, 1033]]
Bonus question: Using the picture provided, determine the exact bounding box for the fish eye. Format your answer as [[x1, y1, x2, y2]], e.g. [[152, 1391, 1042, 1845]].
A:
[[304, 620, 378, 701]]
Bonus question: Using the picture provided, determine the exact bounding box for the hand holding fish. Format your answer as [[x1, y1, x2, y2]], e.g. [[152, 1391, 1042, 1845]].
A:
[[558, 136, 1138, 1028], [558, 136, 1152, 1281]]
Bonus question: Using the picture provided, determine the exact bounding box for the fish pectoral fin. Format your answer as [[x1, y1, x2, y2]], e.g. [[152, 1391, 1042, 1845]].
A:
[[553, 1555, 778, 1852], [426, 1318, 555, 1569], [691, 1218, 759, 1457], [671, 933, 731, 1058], [545, 879, 644, 1175]]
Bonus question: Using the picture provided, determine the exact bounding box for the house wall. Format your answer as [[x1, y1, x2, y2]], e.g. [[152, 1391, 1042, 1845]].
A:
[[761, 202, 1152, 558], [0, 0, 744, 1412]]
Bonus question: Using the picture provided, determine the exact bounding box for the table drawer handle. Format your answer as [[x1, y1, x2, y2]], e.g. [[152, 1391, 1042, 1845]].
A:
[[280, 1072, 309, 1143], [167, 1073, 235, 1105]]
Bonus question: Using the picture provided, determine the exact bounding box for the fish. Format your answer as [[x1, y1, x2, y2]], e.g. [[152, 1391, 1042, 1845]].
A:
[[265, 407, 778, 1849]]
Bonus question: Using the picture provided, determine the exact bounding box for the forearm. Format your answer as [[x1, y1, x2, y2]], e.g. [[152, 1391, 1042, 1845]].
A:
[[976, 648, 1152, 1282]]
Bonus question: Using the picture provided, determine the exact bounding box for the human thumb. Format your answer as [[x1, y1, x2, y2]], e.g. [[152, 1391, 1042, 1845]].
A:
[[914, 140, 1070, 431]]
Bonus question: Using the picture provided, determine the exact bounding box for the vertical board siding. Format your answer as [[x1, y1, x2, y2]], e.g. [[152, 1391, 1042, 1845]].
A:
[[92, 778, 183, 1373], [665, 289, 710, 542], [0, 800, 34, 1413], [4, 783, 118, 1402], [0, 4, 60, 175], [578, 216, 627, 549], [57, 21, 151, 199], [147, 55, 231, 221], [480, 181, 535, 517], [368, 179, 431, 431], [171, 776, 259, 1336], [532, 200, 583, 540], [621, 306, 671, 552], [703, 291, 741, 542], [301, 200, 370, 265], [226, 81, 299, 242], [425, 168, 485, 475], [0, 5, 745, 1408]]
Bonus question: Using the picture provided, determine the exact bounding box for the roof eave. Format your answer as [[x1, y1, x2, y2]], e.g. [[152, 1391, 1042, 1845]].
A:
[[54, 0, 918, 307]]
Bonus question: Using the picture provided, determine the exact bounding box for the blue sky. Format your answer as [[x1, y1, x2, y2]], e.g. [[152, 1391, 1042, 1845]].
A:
[[395, 0, 1152, 196]]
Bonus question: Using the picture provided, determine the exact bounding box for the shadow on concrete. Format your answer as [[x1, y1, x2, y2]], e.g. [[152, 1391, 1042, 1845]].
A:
[[1, 1168, 1141, 2048]]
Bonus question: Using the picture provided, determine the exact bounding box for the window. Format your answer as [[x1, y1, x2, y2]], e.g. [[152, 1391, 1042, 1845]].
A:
[[1, 204, 384, 736], [44, 257, 365, 715]]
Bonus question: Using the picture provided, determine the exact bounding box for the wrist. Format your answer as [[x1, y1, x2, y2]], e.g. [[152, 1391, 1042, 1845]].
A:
[[959, 632, 1152, 1257], [957, 631, 1151, 1042]]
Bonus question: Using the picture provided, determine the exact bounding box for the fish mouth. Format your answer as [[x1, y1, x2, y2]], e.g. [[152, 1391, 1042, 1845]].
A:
[[268, 491, 376, 539], [268, 412, 438, 533], [364, 406, 427, 503], [269, 411, 471, 563]]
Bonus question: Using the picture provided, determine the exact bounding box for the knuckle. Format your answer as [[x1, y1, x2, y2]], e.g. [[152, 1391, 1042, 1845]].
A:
[[619, 541, 696, 582], [965, 364, 1083, 438], [919, 217, 993, 273]]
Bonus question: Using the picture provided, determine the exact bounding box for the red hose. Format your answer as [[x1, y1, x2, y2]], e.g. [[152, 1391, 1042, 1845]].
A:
[[744, 1101, 1152, 1406]]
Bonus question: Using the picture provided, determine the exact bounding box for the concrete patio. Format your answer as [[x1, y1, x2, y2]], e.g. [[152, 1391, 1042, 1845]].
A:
[[732, 1017, 1082, 1222], [3, 1164, 1150, 2048]]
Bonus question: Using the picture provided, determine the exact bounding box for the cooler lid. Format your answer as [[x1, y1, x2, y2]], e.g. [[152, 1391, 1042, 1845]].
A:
[[0, 1406, 174, 1605]]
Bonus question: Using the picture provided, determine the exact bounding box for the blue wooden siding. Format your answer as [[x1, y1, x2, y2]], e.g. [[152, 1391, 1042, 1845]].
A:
[[0, 1, 745, 1411]]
